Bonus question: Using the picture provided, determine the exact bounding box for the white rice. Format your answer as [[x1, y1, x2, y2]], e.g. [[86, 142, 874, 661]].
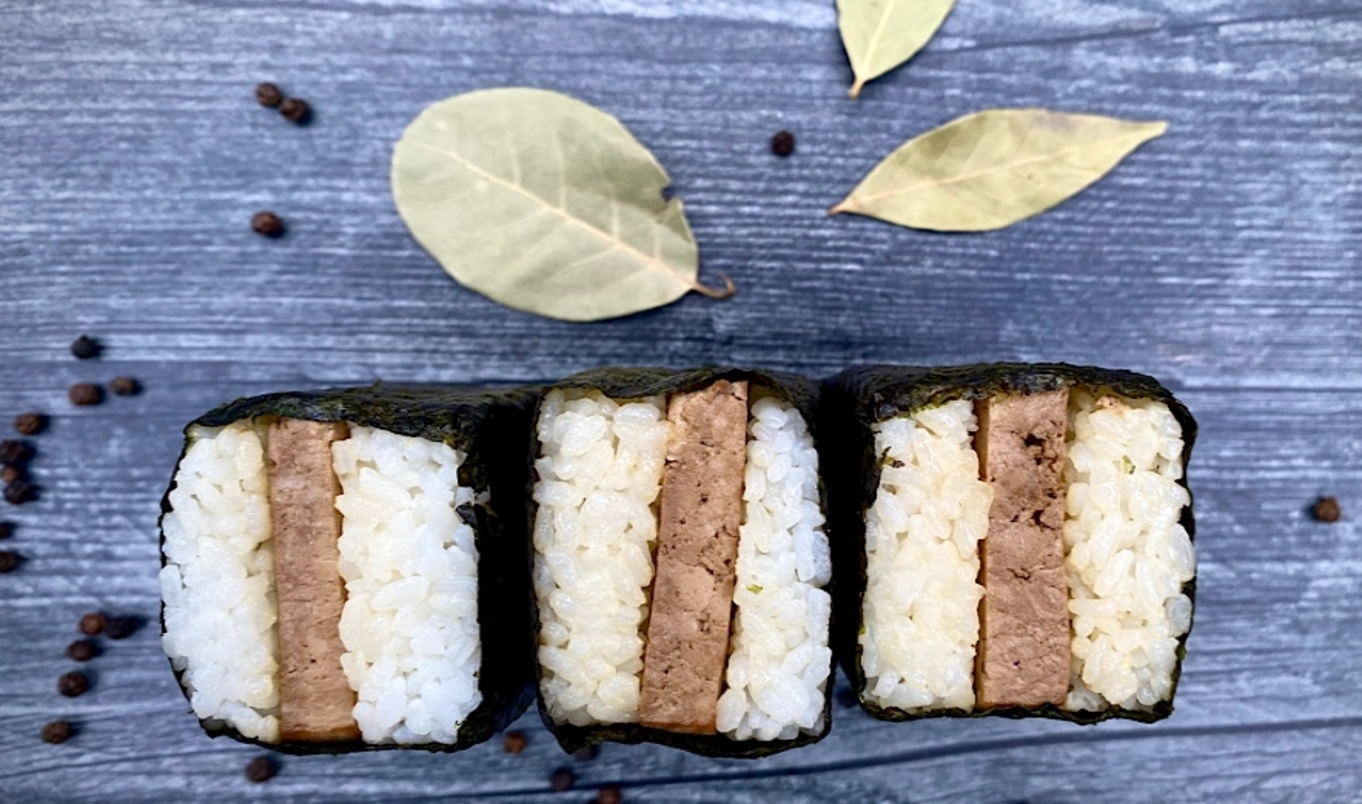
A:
[[716, 396, 833, 741], [533, 389, 669, 726], [1063, 391, 1194, 711], [160, 422, 280, 743], [859, 400, 994, 713], [332, 426, 483, 744]]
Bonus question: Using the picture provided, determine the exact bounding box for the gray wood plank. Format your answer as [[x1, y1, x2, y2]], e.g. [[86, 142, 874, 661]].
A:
[[2, 0, 1360, 800], [0, 0, 1359, 389]]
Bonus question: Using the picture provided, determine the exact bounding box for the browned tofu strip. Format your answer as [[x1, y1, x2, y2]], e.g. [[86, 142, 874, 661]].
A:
[[267, 418, 360, 743], [975, 390, 1071, 709], [638, 380, 748, 734]]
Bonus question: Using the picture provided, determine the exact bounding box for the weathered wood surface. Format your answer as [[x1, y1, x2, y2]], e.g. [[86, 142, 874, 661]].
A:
[[1, 0, 1359, 801]]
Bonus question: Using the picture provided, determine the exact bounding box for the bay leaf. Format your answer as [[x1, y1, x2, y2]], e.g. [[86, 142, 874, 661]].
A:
[[838, 0, 957, 99], [391, 88, 733, 322], [830, 109, 1168, 232]]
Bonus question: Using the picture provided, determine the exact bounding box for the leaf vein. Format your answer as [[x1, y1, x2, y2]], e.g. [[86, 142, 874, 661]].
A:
[[409, 139, 702, 293], [860, 0, 898, 81], [852, 132, 1158, 208]]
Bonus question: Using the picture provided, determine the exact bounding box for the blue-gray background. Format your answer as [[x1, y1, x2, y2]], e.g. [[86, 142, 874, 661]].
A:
[[1, 1, 1359, 801]]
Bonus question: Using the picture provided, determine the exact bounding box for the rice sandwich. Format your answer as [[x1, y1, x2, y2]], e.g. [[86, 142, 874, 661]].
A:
[[530, 368, 834, 756], [826, 364, 1195, 722], [159, 387, 534, 752]]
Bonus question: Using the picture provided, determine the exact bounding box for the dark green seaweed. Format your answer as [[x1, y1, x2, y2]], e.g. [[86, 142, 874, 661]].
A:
[[530, 367, 835, 759], [821, 364, 1197, 726], [159, 384, 538, 755]]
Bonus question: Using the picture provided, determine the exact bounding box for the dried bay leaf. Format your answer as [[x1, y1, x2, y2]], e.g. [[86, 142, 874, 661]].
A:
[[392, 88, 733, 322], [830, 109, 1168, 232], [838, 0, 957, 99]]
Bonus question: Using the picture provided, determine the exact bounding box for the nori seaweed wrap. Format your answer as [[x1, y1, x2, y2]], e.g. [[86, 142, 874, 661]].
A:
[[823, 364, 1196, 724], [159, 385, 537, 754], [530, 367, 835, 757]]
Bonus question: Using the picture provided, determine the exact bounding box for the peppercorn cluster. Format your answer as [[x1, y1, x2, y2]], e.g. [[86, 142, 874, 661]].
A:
[[5, 335, 146, 747], [39, 611, 143, 742], [497, 729, 625, 800], [249, 81, 313, 241], [5, 336, 144, 521]]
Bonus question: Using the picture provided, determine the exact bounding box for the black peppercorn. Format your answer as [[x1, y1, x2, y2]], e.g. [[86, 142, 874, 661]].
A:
[[572, 745, 599, 762], [596, 786, 623, 804], [255, 82, 283, 108], [104, 615, 138, 640], [58, 671, 89, 697], [550, 767, 575, 792], [79, 612, 107, 636], [1, 466, 22, 484], [0, 550, 18, 573], [279, 98, 310, 125], [770, 130, 796, 157], [245, 755, 277, 783], [108, 377, 140, 397], [70, 335, 100, 360], [4, 481, 36, 505], [0, 521, 11, 540], [503, 730, 528, 754], [0, 439, 32, 466], [1313, 497, 1341, 523], [68, 382, 102, 407], [13, 413, 45, 436], [66, 639, 100, 662], [252, 211, 285, 238], [41, 721, 73, 744]]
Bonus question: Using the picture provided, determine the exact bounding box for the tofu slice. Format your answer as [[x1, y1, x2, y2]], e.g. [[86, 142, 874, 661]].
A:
[[267, 418, 360, 742], [974, 390, 1071, 709], [638, 380, 748, 734]]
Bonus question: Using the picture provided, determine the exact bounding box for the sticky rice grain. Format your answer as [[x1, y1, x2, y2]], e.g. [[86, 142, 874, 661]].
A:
[[160, 422, 280, 743], [534, 390, 668, 726], [333, 426, 482, 745], [859, 401, 993, 713], [716, 396, 832, 741], [1063, 391, 1193, 711]]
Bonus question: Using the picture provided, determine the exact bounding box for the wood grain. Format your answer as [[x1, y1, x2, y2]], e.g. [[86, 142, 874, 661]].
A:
[[2, 0, 1360, 800]]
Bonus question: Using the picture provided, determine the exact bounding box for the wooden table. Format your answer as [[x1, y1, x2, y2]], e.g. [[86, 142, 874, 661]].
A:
[[2, 1, 1358, 800]]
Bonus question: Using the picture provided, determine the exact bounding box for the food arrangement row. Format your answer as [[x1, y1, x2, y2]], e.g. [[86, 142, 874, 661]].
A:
[[159, 365, 1196, 756]]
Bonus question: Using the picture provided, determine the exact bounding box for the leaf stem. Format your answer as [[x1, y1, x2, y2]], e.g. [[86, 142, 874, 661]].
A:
[[848, 79, 864, 100], [829, 198, 856, 216], [691, 272, 736, 299]]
